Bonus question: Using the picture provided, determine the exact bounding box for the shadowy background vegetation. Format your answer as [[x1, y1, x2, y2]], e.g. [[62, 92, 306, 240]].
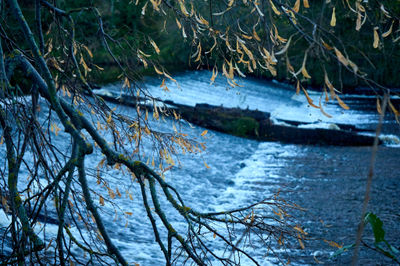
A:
[[14, 0, 400, 90]]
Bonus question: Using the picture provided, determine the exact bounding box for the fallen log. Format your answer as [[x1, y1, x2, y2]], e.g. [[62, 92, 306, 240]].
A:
[[174, 102, 378, 146], [92, 90, 379, 146]]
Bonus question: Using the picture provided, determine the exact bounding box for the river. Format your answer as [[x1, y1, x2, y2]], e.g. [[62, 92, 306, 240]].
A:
[[1, 71, 399, 265]]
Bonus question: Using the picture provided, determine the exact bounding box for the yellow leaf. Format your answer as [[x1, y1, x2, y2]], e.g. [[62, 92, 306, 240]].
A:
[[178, 0, 189, 16], [324, 239, 343, 249], [206, 36, 217, 54], [250, 210, 255, 223], [348, 59, 359, 73], [324, 86, 329, 102], [301, 66, 311, 79], [125, 212, 133, 216], [93, 64, 104, 71], [294, 225, 308, 235], [173, 110, 180, 120], [240, 42, 255, 61], [302, 88, 319, 108], [355, 1, 364, 12], [210, 66, 218, 84], [286, 9, 298, 24], [253, 28, 261, 41], [222, 62, 229, 79], [355, 12, 362, 31], [241, 34, 253, 40], [99, 196, 105, 206], [201, 130, 208, 136], [300, 53, 311, 79], [165, 153, 175, 165], [303, 0, 309, 8], [182, 26, 187, 38], [0, 136, 3, 145], [273, 24, 287, 43], [286, 57, 294, 73], [324, 72, 336, 99], [298, 234, 305, 249], [335, 94, 350, 110], [106, 112, 112, 124], [108, 188, 116, 199], [122, 77, 130, 89], [228, 0, 234, 7], [376, 98, 382, 114], [50, 58, 64, 73], [389, 99, 399, 116], [334, 47, 349, 66], [204, 162, 210, 169], [163, 72, 177, 83], [228, 60, 234, 79], [138, 49, 151, 58], [82, 44, 93, 58], [278, 234, 283, 245], [235, 63, 246, 77], [382, 21, 394, 38], [54, 123, 61, 136], [321, 39, 333, 50], [150, 0, 161, 11], [261, 47, 276, 65], [243, 212, 251, 223], [175, 18, 182, 29], [296, 80, 300, 95], [138, 53, 148, 67], [225, 33, 233, 52], [319, 97, 332, 118], [275, 35, 292, 55], [330, 7, 336, 27], [373, 27, 380, 48], [198, 15, 209, 26], [293, 0, 300, 13], [270, 0, 281, 15], [149, 39, 160, 54], [154, 66, 163, 75]]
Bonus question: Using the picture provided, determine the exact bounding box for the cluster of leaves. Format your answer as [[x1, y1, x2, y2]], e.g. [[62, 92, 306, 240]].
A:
[[112, 0, 400, 118], [0, 1, 314, 265]]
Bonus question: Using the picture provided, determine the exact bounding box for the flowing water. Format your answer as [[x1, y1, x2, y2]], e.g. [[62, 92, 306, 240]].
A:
[[1, 71, 399, 265]]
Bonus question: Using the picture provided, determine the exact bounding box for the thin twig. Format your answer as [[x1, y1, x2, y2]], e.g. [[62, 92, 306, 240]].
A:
[[351, 93, 389, 265]]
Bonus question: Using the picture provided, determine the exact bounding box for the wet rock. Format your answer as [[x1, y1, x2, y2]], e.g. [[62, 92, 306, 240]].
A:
[[226, 180, 235, 186]]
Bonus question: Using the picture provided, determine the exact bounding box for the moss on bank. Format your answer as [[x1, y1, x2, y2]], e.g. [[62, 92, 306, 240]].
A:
[[222, 117, 259, 138]]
